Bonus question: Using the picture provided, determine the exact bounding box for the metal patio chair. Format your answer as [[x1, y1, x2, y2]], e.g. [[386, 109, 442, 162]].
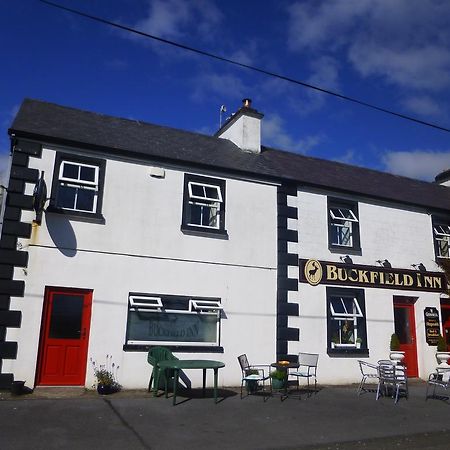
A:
[[237, 354, 271, 401], [425, 367, 450, 401], [357, 360, 379, 395], [376, 360, 408, 404], [289, 352, 319, 395]]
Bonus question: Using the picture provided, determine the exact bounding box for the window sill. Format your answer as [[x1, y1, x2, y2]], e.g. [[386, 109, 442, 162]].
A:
[[46, 206, 106, 224], [123, 344, 224, 353], [328, 245, 362, 256], [327, 347, 369, 356], [181, 225, 229, 240]]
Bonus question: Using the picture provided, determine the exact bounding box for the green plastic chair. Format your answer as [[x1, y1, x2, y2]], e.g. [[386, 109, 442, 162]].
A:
[[147, 346, 179, 395]]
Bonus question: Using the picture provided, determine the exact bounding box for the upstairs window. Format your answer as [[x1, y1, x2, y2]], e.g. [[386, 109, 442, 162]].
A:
[[433, 221, 450, 259], [181, 174, 227, 236], [328, 198, 360, 251], [49, 152, 106, 221]]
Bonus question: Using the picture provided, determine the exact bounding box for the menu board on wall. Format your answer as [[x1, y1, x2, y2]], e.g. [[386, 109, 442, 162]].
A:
[[424, 307, 440, 346]]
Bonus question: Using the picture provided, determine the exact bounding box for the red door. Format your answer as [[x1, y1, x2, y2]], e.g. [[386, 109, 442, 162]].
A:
[[37, 287, 92, 386], [441, 304, 450, 351], [394, 300, 418, 377]]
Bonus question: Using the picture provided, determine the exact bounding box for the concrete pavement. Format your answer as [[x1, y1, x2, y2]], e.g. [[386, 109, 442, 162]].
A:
[[0, 382, 449, 449]]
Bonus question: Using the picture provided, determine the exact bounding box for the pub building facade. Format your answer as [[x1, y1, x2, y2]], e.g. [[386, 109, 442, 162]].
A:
[[1, 98, 450, 390]]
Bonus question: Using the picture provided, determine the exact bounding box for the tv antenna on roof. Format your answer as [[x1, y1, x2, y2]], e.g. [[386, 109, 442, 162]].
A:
[[219, 105, 227, 129]]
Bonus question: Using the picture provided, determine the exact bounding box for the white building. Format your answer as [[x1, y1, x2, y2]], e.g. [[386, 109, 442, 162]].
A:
[[1, 98, 450, 389]]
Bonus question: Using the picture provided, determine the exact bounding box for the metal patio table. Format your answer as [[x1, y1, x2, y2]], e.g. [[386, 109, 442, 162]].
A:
[[158, 359, 225, 405]]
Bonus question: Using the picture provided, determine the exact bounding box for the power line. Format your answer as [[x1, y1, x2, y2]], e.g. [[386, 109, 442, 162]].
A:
[[40, 0, 450, 133]]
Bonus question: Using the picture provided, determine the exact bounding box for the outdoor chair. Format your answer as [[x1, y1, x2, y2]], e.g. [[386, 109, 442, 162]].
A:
[[376, 360, 408, 404], [237, 354, 271, 401], [425, 367, 450, 401], [289, 352, 319, 395], [147, 346, 179, 396], [357, 360, 379, 395]]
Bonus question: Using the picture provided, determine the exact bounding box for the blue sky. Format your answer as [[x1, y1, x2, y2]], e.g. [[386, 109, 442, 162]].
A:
[[2, 0, 450, 185]]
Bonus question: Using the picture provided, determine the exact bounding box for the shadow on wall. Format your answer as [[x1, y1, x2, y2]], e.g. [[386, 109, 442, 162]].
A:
[[45, 212, 77, 257]]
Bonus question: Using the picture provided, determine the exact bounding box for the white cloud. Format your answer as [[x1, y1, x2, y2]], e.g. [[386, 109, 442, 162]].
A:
[[262, 114, 322, 154], [401, 95, 444, 118], [190, 72, 247, 103], [287, 0, 450, 95], [132, 0, 222, 41], [382, 150, 450, 181]]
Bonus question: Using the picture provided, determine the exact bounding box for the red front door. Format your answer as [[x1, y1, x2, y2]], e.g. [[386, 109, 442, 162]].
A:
[[37, 287, 92, 386], [441, 304, 450, 351], [394, 299, 418, 377]]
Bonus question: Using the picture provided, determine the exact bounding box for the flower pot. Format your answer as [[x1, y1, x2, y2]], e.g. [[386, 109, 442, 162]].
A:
[[389, 351, 405, 364], [436, 352, 450, 366], [271, 378, 285, 390], [97, 384, 115, 395]]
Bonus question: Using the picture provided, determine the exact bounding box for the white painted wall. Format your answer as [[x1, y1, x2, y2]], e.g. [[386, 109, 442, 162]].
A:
[[218, 114, 261, 154], [290, 188, 444, 383], [6, 145, 278, 388]]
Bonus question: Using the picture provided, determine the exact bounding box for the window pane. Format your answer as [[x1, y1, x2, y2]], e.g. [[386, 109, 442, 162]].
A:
[[331, 224, 352, 246], [76, 189, 96, 212], [127, 311, 217, 343], [394, 307, 412, 344], [189, 204, 203, 225], [57, 184, 77, 209], [438, 238, 449, 257], [191, 184, 204, 197], [62, 163, 79, 180], [331, 298, 346, 314], [80, 166, 96, 183], [204, 186, 220, 200], [49, 294, 84, 339]]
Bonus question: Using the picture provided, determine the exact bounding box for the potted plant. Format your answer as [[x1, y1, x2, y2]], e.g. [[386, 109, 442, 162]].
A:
[[270, 369, 286, 390], [356, 337, 362, 349], [245, 368, 260, 393], [436, 334, 450, 366], [91, 355, 121, 395], [389, 333, 405, 364]]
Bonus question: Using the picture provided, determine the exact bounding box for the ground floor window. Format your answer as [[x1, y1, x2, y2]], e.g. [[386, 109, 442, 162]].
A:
[[125, 293, 222, 347], [327, 287, 367, 353]]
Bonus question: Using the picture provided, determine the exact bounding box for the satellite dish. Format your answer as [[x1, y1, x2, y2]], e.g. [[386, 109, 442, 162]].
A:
[[33, 171, 47, 225]]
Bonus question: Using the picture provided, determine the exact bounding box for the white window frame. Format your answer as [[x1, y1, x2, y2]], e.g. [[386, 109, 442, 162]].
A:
[[187, 181, 223, 230], [434, 225, 450, 258], [329, 207, 358, 247], [57, 160, 100, 213], [330, 296, 363, 348], [127, 295, 222, 347]]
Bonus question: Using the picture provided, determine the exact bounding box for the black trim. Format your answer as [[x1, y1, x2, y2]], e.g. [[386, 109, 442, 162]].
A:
[[0, 249, 28, 267], [276, 184, 300, 361], [0, 342, 18, 359], [1, 220, 32, 238], [7, 193, 34, 210], [181, 173, 227, 237], [48, 152, 107, 221], [327, 197, 361, 253]]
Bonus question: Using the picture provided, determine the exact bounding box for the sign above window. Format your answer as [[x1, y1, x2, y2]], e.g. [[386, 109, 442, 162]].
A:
[[300, 259, 446, 293]]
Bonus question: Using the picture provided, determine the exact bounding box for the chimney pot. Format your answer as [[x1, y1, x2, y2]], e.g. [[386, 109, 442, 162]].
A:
[[242, 98, 252, 108]]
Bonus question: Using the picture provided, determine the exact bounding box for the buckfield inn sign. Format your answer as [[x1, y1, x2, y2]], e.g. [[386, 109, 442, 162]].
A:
[[299, 259, 446, 293]]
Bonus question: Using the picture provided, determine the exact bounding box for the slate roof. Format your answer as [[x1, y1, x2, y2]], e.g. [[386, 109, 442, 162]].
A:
[[9, 98, 450, 213]]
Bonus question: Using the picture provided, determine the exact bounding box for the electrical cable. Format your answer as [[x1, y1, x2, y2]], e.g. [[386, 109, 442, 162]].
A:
[[39, 0, 450, 133]]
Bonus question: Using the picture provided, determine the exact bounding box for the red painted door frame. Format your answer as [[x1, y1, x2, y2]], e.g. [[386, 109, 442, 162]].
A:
[[393, 298, 418, 377], [36, 287, 92, 386]]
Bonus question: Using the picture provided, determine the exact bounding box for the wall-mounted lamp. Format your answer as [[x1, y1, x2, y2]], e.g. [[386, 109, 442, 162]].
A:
[[340, 255, 353, 264], [376, 259, 392, 268], [412, 263, 426, 271]]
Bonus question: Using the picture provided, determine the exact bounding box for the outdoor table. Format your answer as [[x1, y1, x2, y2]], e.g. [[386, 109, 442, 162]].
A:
[[271, 361, 299, 397], [158, 359, 225, 405]]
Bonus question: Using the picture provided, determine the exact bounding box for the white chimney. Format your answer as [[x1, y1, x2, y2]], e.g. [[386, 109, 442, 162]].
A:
[[435, 169, 450, 187], [216, 98, 264, 154]]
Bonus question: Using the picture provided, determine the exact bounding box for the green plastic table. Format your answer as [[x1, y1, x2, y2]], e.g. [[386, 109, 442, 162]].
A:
[[158, 359, 225, 405]]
